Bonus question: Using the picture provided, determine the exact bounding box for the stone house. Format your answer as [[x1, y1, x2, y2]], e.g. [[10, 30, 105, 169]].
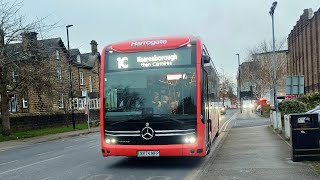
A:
[[4, 32, 100, 114]]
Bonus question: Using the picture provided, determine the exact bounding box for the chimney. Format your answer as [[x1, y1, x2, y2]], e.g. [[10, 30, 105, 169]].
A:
[[90, 40, 98, 55], [21, 31, 38, 52]]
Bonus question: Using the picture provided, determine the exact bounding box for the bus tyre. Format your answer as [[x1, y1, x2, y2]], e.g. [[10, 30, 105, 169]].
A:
[[215, 131, 219, 137], [206, 144, 211, 155]]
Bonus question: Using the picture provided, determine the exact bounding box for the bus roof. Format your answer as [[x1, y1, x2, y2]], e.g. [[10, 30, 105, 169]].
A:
[[106, 35, 199, 53]]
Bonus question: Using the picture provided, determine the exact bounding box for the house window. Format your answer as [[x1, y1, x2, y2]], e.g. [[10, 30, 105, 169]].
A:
[[9, 95, 17, 113], [12, 71, 18, 82], [70, 98, 78, 110], [58, 94, 64, 108], [69, 72, 72, 80], [77, 54, 81, 63], [89, 98, 99, 109], [79, 72, 84, 85], [56, 50, 60, 60], [89, 76, 93, 92], [57, 67, 62, 81], [22, 98, 28, 108], [78, 98, 86, 109]]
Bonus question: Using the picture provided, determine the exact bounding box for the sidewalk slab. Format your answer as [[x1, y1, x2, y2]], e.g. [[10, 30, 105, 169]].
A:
[[199, 124, 319, 179], [0, 127, 100, 151]]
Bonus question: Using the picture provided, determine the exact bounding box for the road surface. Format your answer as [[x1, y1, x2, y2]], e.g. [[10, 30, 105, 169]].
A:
[[0, 110, 238, 180]]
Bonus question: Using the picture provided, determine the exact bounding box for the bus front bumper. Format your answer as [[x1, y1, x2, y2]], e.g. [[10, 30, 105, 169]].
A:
[[101, 144, 206, 157]]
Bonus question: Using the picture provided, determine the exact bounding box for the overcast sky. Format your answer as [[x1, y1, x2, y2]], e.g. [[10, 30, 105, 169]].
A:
[[21, 0, 320, 78]]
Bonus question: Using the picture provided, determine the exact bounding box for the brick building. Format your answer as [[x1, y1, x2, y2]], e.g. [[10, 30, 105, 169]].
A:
[[5, 32, 100, 114], [287, 8, 320, 93]]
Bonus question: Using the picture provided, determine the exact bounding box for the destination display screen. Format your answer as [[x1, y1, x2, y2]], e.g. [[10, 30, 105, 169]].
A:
[[106, 47, 192, 71]]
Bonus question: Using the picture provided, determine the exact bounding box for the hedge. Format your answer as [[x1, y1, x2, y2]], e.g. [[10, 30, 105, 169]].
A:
[[278, 100, 308, 115]]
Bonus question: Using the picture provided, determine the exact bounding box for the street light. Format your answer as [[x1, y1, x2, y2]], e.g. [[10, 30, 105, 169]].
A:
[[236, 53, 242, 113], [66, 24, 75, 130], [269, 1, 278, 113]]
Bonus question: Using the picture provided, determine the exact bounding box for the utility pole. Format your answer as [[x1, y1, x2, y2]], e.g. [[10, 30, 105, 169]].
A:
[[269, 1, 278, 112], [66, 24, 75, 130], [236, 53, 242, 113]]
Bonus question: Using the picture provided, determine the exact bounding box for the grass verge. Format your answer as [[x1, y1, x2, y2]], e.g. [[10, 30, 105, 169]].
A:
[[306, 161, 320, 175], [0, 123, 89, 142]]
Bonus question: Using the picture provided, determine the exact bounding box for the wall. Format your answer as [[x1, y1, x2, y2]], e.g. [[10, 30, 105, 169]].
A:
[[288, 8, 320, 93], [0, 112, 99, 132]]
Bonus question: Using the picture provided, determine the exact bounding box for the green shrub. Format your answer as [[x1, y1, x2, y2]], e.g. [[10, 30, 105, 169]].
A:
[[299, 92, 320, 110], [278, 100, 307, 115]]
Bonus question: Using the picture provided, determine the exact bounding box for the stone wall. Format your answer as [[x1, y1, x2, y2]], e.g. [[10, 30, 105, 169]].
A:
[[0, 112, 100, 132]]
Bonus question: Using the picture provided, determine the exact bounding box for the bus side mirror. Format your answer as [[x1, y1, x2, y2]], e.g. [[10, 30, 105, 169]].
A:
[[202, 55, 211, 64]]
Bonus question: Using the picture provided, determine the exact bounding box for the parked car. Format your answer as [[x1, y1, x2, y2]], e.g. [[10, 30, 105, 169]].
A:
[[306, 105, 320, 123], [220, 106, 226, 115]]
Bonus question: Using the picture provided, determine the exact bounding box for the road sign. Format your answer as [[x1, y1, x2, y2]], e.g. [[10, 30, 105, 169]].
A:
[[286, 76, 304, 95]]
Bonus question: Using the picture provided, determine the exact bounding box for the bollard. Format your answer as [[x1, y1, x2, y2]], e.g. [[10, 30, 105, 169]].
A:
[[270, 111, 273, 127], [284, 115, 290, 139], [277, 112, 282, 133], [273, 110, 277, 130]]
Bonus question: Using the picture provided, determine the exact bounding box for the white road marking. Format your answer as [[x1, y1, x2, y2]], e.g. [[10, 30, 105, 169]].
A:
[[35, 151, 54, 156], [89, 145, 99, 149], [0, 160, 18, 166], [0, 155, 64, 175], [65, 146, 74, 149], [223, 118, 234, 132], [219, 113, 238, 133]]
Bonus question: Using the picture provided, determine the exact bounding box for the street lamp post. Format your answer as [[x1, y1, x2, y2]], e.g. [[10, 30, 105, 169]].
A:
[[236, 53, 242, 113], [269, 1, 278, 112], [66, 24, 75, 130]]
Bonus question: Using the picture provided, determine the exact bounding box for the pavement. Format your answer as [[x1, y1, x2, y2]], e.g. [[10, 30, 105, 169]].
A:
[[198, 111, 320, 180], [0, 110, 237, 180], [0, 127, 100, 151]]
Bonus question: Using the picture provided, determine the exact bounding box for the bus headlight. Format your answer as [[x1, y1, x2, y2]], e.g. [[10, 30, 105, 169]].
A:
[[184, 137, 196, 143], [105, 138, 117, 144]]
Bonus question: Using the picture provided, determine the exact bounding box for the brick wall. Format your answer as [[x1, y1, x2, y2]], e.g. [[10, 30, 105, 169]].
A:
[[288, 8, 320, 93]]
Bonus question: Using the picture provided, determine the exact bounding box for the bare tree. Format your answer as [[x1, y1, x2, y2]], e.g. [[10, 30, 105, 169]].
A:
[[0, 0, 58, 135], [241, 39, 287, 97], [219, 68, 237, 105]]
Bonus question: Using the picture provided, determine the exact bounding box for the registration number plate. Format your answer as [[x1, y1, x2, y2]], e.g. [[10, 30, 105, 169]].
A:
[[137, 151, 160, 157]]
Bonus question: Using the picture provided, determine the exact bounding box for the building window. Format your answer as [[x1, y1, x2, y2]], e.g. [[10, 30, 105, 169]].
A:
[[58, 94, 64, 108], [77, 54, 81, 63], [57, 67, 62, 81], [89, 98, 100, 109], [79, 72, 84, 85], [69, 72, 73, 80], [89, 76, 93, 92], [56, 50, 60, 60], [78, 98, 86, 109], [9, 95, 17, 113], [70, 98, 78, 110], [22, 98, 28, 109], [12, 71, 18, 82]]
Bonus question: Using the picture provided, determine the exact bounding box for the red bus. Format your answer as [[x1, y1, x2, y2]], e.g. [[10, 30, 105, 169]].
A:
[[100, 35, 220, 157]]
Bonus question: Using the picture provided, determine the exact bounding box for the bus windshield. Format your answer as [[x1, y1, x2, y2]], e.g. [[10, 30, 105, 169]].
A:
[[104, 67, 196, 118]]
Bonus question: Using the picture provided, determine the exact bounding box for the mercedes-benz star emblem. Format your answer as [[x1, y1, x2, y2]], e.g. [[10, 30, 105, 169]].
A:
[[141, 123, 154, 140]]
